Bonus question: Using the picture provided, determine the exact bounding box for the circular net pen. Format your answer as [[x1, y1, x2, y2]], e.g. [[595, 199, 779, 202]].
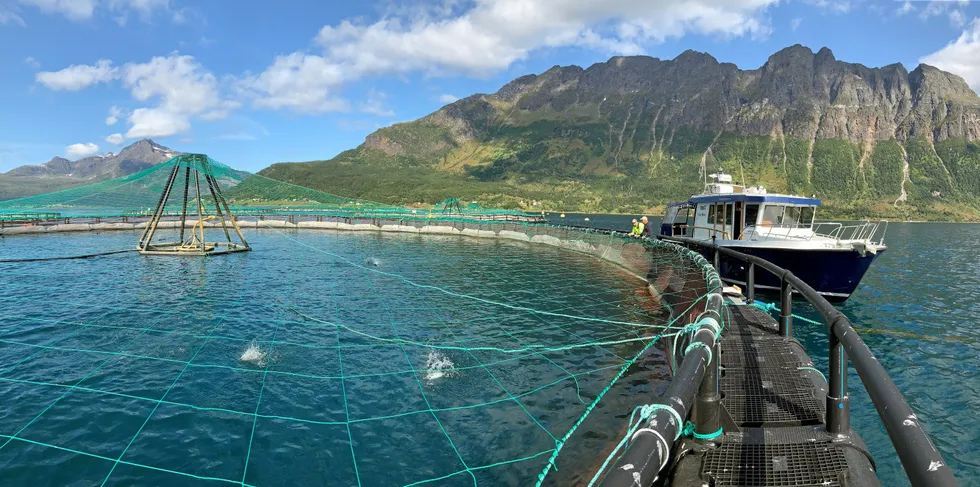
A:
[[0, 223, 720, 486]]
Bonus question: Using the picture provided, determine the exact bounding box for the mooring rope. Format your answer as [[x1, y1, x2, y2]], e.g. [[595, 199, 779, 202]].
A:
[[0, 249, 136, 263]]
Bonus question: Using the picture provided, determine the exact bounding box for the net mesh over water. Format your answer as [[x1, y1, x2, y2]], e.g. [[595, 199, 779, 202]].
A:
[[0, 155, 529, 221], [0, 157, 722, 486]]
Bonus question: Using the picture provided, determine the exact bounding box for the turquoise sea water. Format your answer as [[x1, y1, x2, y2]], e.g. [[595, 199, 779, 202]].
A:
[[554, 213, 980, 486], [1, 221, 977, 486], [0, 229, 677, 486]]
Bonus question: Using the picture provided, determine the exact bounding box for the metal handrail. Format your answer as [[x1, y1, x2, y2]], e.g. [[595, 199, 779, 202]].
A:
[[659, 235, 958, 487]]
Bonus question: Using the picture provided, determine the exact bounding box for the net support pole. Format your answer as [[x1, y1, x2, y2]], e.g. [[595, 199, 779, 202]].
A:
[[204, 172, 233, 243], [178, 166, 191, 244], [206, 157, 248, 249], [194, 169, 205, 245], [138, 162, 181, 250]]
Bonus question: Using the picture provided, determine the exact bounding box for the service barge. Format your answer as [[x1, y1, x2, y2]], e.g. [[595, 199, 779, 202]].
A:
[[660, 171, 886, 301]]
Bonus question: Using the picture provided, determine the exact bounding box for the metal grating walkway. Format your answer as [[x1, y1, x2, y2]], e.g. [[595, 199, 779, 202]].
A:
[[666, 299, 880, 487]]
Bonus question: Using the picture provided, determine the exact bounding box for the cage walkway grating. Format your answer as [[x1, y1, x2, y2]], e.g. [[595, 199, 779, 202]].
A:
[[701, 440, 849, 487]]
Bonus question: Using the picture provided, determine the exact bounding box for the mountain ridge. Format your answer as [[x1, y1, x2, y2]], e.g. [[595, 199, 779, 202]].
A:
[[259, 44, 980, 220], [0, 139, 181, 201]]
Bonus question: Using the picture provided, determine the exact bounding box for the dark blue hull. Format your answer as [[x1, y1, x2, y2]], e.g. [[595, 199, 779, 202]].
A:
[[693, 245, 884, 302]]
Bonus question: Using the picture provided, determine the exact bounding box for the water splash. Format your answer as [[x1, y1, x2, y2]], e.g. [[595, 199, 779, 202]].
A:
[[240, 339, 267, 367], [423, 350, 455, 382], [365, 257, 382, 267]]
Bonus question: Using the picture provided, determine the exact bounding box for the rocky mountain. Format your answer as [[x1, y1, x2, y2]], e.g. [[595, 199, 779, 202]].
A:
[[260, 44, 980, 220], [4, 139, 179, 179], [0, 139, 180, 201]]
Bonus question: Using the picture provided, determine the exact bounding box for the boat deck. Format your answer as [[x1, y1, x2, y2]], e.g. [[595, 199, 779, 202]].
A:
[[665, 299, 881, 487]]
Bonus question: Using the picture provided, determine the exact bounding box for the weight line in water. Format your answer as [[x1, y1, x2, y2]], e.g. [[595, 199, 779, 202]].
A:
[[0, 249, 136, 263]]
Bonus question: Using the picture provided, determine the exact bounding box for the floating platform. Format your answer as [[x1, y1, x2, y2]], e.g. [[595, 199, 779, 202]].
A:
[[137, 241, 251, 256], [666, 299, 881, 487]]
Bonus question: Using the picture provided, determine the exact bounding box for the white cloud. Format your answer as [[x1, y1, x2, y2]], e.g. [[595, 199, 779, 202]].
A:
[[105, 105, 121, 126], [0, 9, 25, 26], [243, 0, 779, 113], [36, 59, 118, 91], [18, 0, 175, 22], [121, 53, 237, 138], [19, 0, 96, 21], [920, 18, 980, 91], [105, 133, 124, 145], [65, 142, 99, 158], [896, 1, 913, 16], [790, 17, 802, 31], [804, 0, 851, 14], [919, 0, 968, 27], [439, 93, 460, 103], [949, 9, 966, 29], [359, 89, 396, 117], [39, 53, 237, 140], [108, 0, 169, 18], [238, 52, 350, 114], [24, 56, 39, 68]]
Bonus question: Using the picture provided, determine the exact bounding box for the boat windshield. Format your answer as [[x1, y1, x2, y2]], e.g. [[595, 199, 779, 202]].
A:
[[759, 205, 815, 228]]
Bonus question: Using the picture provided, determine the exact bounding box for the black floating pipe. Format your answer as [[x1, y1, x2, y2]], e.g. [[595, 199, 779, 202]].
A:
[[661, 236, 958, 487], [602, 294, 723, 487]]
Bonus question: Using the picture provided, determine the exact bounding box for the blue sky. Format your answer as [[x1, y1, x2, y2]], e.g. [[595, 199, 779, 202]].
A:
[[2, 0, 980, 173]]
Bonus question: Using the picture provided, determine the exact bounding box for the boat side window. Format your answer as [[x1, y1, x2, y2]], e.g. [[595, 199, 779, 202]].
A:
[[761, 204, 783, 226], [744, 204, 760, 227], [725, 203, 734, 225], [800, 206, 815, 227], [706, 204, 716, 224], [782, 206, 801, 227]]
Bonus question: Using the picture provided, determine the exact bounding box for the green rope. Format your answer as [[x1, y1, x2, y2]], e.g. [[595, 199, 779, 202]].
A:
[[680, 421, 723, 440], [751, 301, 824, 325]]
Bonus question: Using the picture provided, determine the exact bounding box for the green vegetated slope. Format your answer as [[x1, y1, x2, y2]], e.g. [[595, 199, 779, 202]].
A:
[[261, 45, 980, 221]]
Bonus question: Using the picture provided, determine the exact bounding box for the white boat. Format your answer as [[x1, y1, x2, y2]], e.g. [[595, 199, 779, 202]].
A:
[[660, 170, 887, 301]]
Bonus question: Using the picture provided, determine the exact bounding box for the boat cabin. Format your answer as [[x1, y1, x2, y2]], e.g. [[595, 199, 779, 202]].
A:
[[661, 172, 820, 241]]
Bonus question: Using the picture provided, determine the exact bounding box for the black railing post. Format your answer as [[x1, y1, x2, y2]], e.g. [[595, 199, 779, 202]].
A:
[[746, 263, 755, 303], [779, 277, 793, 337], [827, 318, 850, 435]]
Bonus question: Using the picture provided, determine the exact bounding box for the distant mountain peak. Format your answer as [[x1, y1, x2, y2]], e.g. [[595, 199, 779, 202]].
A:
[[2, 139, 182, 183]]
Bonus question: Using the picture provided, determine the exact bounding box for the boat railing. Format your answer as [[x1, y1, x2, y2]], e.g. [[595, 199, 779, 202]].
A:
[[748, 220, 887, 246], [813, 220, 887, 245], [604, 234, 958, 487]]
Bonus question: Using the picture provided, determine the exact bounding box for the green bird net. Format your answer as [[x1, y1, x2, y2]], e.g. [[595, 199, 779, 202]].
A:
[[0, 155, 531, 222]]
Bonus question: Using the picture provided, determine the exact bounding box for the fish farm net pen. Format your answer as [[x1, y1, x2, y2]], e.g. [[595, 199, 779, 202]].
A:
[[0, 167, 721, 485]]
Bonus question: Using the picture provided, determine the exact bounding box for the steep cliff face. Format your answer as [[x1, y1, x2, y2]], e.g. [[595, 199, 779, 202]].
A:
[[270, 44, 980, 219], [402, 45, 980, 146]]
